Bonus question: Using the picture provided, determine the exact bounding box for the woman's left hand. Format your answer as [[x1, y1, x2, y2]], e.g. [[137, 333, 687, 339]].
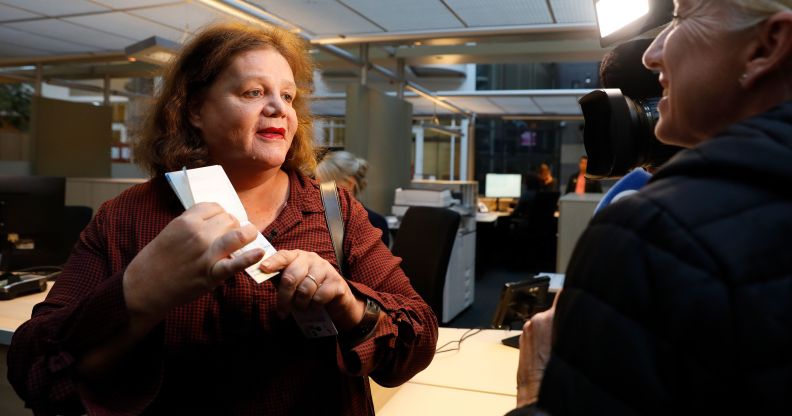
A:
[[259, 250, 365, 331]]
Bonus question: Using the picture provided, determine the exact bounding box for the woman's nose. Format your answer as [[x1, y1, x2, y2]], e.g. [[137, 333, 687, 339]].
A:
[[263, 94, 286, 117], [642, 29, 666, 72]]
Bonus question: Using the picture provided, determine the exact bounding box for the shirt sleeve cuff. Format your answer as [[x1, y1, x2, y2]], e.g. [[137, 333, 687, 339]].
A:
[[335, 281, 414, 376], [61, 271, 131, 354]]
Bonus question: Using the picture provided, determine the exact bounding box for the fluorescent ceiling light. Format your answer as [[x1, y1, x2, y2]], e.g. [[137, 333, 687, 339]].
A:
[[125, 36, 180, 65], [595, 0, 650, 38]]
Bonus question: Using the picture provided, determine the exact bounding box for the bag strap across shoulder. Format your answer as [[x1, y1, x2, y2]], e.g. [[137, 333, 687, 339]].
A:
[[319, 180, 345, 275]]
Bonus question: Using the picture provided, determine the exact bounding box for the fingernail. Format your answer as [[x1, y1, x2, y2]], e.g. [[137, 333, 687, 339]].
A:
[[261, 261, 270, 269]]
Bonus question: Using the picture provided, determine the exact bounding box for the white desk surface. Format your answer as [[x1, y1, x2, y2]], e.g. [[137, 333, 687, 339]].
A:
[[0, 283, 50, 345], [372, 327, 520, 415], [375, 381, 516, 416], [410, 327, 520, 396]]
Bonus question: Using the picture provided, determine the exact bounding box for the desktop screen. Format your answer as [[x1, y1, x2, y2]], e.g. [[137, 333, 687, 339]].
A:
[[485, 173, 522, 199], [0, 176, 66, 271]]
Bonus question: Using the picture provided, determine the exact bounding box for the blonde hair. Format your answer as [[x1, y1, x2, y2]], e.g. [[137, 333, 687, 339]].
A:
[[316, 151, 369, 197], [725, 0, 792, 28], [134, 23, 316, 176]]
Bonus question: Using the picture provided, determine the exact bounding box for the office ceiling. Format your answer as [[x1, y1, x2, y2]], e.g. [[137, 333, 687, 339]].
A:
[[0, 0, 603, 117], [312, 89, 590, 118]]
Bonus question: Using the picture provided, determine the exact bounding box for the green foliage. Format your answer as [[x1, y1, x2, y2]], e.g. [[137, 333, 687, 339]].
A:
[[0, 83, 33, 131]]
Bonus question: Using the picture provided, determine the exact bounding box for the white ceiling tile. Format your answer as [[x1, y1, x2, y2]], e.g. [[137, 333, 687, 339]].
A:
[[0, 40, 50, 56], [311, 99, 346, 116], [7, 19, 135, 50], [250, 0, 383, 36], [0, 3, 43, 21], [65, 12, 185, 44], [445, 0, 553, 26], [0, 26, 95, 53], [406, 97, 454, 115], [550, 0, 596, 23], [490, 96, 543, 114], [92, 0, 182, 9], [130, 2, 233, 34], [0, 0, 107, 16], [341, 0, 463, 32], [441, 96, 503, 114], [532, 96, 582, 114]]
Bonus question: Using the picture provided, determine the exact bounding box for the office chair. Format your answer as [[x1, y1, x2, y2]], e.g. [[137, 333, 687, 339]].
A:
[[509, 191, 560, 271], [391, 206, 461, 321]]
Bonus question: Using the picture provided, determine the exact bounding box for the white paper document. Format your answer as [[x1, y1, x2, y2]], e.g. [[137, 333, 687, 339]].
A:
[[165, 165, 277, 283], [165, 165, 338, 338]]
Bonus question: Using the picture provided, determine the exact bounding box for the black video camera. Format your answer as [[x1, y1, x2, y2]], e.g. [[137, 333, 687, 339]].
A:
[[579, 89, 680, 179]]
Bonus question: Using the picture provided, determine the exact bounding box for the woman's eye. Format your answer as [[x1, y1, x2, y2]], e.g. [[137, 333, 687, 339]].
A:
[[244, 89, 263, 98], [282, 93, 294, 103]]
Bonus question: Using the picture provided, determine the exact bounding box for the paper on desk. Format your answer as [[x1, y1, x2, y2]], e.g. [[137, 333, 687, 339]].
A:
[[164, 165, 277, 283]]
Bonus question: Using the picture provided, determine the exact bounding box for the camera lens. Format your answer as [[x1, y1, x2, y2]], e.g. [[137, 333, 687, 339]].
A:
[[579, 89, 680, 179]]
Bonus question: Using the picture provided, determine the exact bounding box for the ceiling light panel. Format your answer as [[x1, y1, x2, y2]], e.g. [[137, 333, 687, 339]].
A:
[[444, 0, 553, 26], [550, 0, 596, 23], [489, 96, 543, 114], [0, 0, 107, 16], [0, 25, 95, 53], [249, 0, 383, 36], [341, 0, 464, 32], [130, 2, 231, 34], [6, 19, 134, 50], [532, 96, 582, 114], [65, 12, 186, 43], [0, 3, 42, 21]]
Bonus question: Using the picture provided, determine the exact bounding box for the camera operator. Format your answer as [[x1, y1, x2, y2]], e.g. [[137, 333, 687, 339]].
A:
[[510, 1, 792, 415]]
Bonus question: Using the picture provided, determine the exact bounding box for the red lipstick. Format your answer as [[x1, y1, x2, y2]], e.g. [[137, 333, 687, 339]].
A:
[[258, 127, 286, 139]]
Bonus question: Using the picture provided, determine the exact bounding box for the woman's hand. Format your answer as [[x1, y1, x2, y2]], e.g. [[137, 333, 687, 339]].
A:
[[259, 250, 365, 331], [123, 202, 264, 324], [516, 304, 556, 407]]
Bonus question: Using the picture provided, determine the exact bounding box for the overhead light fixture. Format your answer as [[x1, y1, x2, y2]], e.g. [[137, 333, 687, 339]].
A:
[[125, 36, 180, 65], [594, 0, 673, 47]]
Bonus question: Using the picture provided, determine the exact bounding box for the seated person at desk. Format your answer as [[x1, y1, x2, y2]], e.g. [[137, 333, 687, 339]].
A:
[[564, 156, 602, 194], [511, 1, 792, 414], [7, 23, 438, 415], [316, 150, 390, 247]]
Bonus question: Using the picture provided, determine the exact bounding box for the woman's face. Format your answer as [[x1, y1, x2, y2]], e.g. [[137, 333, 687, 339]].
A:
[[191, 47, 298, 172], [642, 0, 749, 147]]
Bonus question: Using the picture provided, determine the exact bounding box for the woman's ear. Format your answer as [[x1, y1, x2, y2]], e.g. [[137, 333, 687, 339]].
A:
[[741, 11, 792, 88], [188, 100, 203, 130]]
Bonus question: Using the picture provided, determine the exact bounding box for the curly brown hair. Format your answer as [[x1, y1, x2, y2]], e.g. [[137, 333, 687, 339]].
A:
[[133, 23, 316, 176]]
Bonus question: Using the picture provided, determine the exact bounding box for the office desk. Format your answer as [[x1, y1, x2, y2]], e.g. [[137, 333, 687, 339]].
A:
[[0, 283, 50, 345], [372, 327, 520, 415]]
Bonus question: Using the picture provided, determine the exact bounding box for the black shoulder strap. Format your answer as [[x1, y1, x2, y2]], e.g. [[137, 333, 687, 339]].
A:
[[320, 181, 345, 275]]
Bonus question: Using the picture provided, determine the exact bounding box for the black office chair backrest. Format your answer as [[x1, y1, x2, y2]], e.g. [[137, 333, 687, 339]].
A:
[[391, 206, 461, 320]]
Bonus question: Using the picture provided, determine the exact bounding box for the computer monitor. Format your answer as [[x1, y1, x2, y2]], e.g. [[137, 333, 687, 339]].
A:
[[491, 276, 551, 330], [485, 173, 521, 211], [485, 173, 522, 199], [0, 176, 66, 271]]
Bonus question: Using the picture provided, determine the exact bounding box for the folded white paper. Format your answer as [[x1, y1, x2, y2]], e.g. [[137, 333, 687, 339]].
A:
[[165, 165, 277, 283]]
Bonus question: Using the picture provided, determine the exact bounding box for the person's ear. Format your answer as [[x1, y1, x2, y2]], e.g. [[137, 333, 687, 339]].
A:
[[741, 11, 792, 88], [188, 100, 204, 130]]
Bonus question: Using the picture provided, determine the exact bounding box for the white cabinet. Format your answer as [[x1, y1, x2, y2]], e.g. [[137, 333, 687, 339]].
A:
[[442, 230, 476, 323]]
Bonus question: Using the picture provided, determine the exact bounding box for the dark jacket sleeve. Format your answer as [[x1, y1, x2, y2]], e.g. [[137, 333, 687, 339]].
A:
[[334, 188, 439, 387], [7, 204, 162, 415], [537, 195, 734, 415]]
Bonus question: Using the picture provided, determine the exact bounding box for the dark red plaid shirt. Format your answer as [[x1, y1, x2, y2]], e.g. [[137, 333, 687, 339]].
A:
[[8, 171, 438, 415]]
